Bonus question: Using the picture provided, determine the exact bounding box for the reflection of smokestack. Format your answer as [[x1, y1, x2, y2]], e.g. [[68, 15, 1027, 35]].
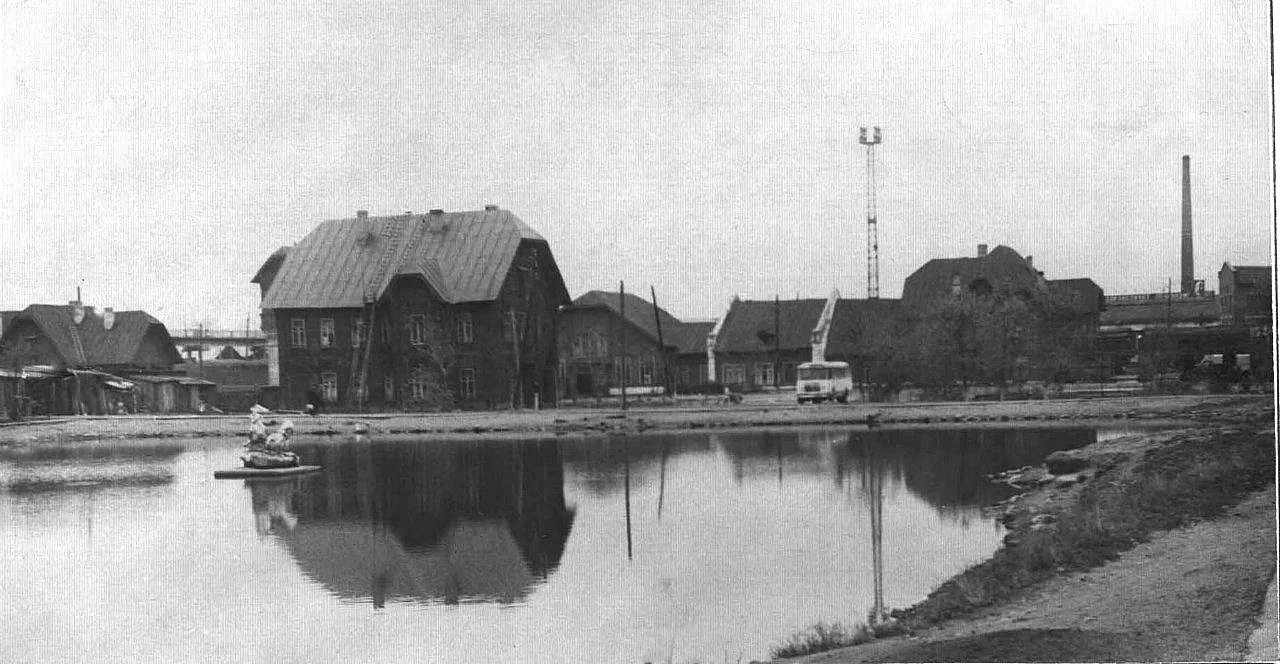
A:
[[1181, 155, 1194, 295]]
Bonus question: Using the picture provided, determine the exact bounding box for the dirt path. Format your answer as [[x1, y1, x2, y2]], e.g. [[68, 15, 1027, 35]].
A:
[[0, 393, 1268, 446], [800, 485, 1278, 663]]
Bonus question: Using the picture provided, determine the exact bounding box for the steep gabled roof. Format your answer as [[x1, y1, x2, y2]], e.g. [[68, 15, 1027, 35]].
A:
[[250, 246, 290, 291], [715, 298, 827, 353], [1221, 263, 1273, 286], [569, 290, 684, 347], [261, 209, 558, 309], [669, 320, 715, 355], [1048, 278, 1106, 315], [902, 245, 1045, 306], [4, 304, 181, 368], [825, 298, 901, 357]]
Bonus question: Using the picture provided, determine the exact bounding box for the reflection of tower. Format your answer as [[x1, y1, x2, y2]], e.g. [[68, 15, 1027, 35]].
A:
[[624, 440, 633, 561], [860, 437, 887, 625]]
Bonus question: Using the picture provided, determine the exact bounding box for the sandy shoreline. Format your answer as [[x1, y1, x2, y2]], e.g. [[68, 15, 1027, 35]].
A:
[[787, 397, 1276, 663]]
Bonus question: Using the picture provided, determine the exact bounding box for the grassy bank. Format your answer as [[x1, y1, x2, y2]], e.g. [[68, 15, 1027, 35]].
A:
[[896, 424, 1275, 627]]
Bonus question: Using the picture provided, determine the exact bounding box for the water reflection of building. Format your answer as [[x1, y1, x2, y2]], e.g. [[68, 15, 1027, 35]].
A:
[[842, 427, 1096, 514], [703, 427, 1095, 517], [247, 439, 575, 607]]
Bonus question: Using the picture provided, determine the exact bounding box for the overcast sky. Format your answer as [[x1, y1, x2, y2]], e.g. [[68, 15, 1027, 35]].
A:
[[1, 0, 1273, 329]]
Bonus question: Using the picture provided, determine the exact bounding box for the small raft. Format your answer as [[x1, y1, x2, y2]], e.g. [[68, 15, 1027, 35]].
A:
[[214, 465, 322, 479]]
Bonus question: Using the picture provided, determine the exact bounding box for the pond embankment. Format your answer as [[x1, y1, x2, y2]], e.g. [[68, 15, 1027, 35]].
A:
[[788, 396, 1276, 663], [0, 393, 1268, 446]]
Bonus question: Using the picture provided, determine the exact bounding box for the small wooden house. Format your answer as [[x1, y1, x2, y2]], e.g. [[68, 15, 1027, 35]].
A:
[[0, 302, 201, 414]]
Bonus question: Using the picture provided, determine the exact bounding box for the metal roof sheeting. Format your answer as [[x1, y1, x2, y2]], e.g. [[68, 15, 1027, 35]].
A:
[[261, 209, 549, 309], [715, 299, 829, 353], [5, 305, 181, 368], [569, 290, 685, 348]]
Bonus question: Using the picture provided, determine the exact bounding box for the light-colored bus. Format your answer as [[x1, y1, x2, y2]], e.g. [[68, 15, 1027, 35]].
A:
[[795, 361, 853, 404]]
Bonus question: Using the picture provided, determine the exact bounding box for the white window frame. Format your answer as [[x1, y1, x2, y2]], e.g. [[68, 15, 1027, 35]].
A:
[[754, 362, 775, 386], [383, 376, 395, 401], [319, 372, 338, 402], [352, 373, 368, 401], [409, 365, 430, 400], [723, 363, 745, 385], [319, 318, 335, 348], [410, 314, 428, 346], [456, 313, 474, 344], [290, 318, 307, 347], [459, 367, 476, 399], [352, 320, 367, 348]]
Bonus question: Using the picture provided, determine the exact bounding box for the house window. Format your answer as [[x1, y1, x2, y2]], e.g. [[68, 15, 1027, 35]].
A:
[[319, 318, 335, 348], [456, 313, 474, 344], [613, 357, 638, 387], [383, 376, 395, 401], [319, 372, 338, 402], [352, 320, 367, 348], [754, 362, 775, 386], [459, 368, 476, 399], [410, 314, 428, 346], [290, 318, 307, 347], [352, 373, 368, 401], [572, 333, 585, 358], [950, 274, 963, 296], [640, 356, 655, 385], [723, 363, 745, 385], [409, 365, 431, 400]]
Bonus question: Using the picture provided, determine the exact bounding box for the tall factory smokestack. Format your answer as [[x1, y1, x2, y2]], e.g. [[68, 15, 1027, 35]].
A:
[[1181, 155, 1194, 295]]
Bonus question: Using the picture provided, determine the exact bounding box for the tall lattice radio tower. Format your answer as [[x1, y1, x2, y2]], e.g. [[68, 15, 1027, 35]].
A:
[[859, 126, 882, 299]]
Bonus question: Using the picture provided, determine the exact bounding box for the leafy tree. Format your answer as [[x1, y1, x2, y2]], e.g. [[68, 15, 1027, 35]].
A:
[[862, 283, 1099, 398]]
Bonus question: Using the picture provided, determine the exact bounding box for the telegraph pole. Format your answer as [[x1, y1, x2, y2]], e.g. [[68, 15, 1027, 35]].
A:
[[859, 126, 883, 299]]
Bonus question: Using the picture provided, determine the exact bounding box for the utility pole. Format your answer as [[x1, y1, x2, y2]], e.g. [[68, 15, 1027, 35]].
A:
[[859, 126, 883, 300]]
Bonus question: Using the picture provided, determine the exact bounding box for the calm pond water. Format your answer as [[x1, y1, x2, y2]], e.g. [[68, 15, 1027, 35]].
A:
[[0, 425, 1117, 663]]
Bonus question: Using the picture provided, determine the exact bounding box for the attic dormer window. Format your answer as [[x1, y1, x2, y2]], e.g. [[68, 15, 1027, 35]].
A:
[[950, 274, 962, 296]]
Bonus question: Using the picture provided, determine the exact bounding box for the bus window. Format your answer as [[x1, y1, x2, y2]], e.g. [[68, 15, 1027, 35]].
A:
[[798, 367, 827, 381]]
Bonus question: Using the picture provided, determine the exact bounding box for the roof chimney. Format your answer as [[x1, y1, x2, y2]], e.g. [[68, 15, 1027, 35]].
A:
[[429, 209, 444, 215], [484, 204, 499, 211], [1025, 255, 1033, 268], [1181, 155, 1194, 295], [977, 244, 988, 257], [356, 210, 368, 219], [103, 307, 115, 330]]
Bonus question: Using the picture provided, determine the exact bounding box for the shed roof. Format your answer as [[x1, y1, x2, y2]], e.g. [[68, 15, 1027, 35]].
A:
[[1099, 297, 1222, 327], [568, 290, 685, 347], [4, 304, 181, 368], [261, 209, 557, 309], [715, 298, 827, 353]]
